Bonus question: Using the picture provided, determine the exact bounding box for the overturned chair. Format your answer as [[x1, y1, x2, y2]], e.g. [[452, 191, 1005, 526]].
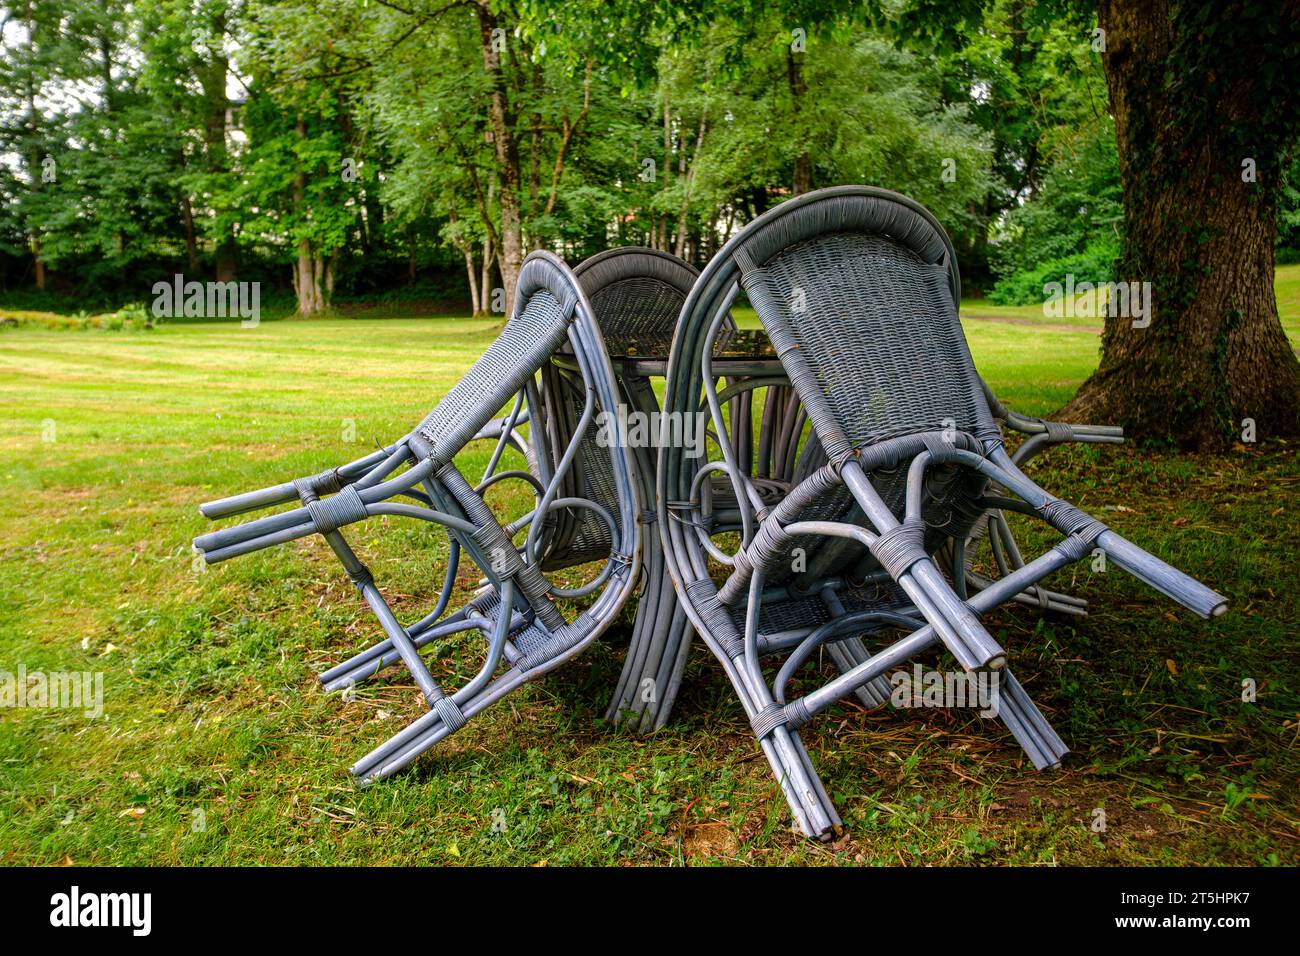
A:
[[193, 251, 640, 783], [658, 185, 1228, 840], [553, 247, 737, 732], [949, 382, 1124, 618]]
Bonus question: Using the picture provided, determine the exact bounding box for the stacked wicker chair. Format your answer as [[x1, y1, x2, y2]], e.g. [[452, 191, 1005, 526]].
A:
[[562, 248, 713, 731], [657, 186, 1228, 839], [193, 252, 640, 782], [190, 194, 1223, 839]]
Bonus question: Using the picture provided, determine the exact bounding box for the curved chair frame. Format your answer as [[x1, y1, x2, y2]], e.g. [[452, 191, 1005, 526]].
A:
[[567, 247, 711, 731], [658, 186, 1226, 839], [194, 252, 640, 783]]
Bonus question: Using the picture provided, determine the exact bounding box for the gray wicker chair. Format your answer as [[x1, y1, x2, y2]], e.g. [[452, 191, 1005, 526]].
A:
[[565, 248, 715, 732], [534, 247, 752, 732], [193, 252, 640, 783], [953, 383, 1124, 617], [658, 186, 1228, 839]]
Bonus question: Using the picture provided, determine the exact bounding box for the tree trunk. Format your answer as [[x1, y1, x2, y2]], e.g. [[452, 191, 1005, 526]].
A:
[[292, 115, 319, 318], [477, 3, 522, 316], [658, 99, 671, 251], [1061, 0, 1300, 449], [323, 252, 335, 308], [673, 126, 689, 256], [32, 239, 45, 291], [23, 0, 44, 291], [181, 195, 199, 273], [447, 201, 479, 314], [480, 233, 493, 316], [295, 239, 318, 316], [787, 47, 810, 196], [200, 10, 238, 282], [464, 248, 481, 315], [675, 104, 707, 259], [704, 210, 718, 262]]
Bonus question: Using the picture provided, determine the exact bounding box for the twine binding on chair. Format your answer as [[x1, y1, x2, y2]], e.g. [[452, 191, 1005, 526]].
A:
[[307, 485, 368, 534], [433, 697, 467, 733], [1038, 499, 1107, 542], [294, 468, 343, 498], [869, 519, 928, 579], [750, 704, 788, 739]]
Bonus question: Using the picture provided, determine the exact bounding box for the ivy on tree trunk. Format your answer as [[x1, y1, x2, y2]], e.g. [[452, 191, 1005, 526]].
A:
[[1062, 0, 1300, 449]]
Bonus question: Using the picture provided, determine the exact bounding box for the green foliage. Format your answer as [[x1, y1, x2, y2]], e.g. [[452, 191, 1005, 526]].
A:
[[987, 236, 1118, 306], [2, 0, 1293, 318], [990, 121, 1121, 278], [0, 0, 1079, 306]]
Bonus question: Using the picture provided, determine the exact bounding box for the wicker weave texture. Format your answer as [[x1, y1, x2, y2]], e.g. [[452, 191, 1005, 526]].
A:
[[748, 233, 996, 449], [416, 289, 570, 455], [588, 275, 687, 355]]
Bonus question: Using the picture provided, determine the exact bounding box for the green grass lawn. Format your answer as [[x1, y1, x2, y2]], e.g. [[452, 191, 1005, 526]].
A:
[[965, 262, 1300, 351], [728, 262, 1300, 352], [0, 311, 1296, 865]]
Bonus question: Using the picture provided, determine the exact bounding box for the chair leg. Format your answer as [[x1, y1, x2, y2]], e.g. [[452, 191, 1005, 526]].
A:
[[994, 669, 1069, 769], [606, 535, 668, 727], [316, 526, 444, 707], [785, 729, 843, 837], [986, 510, 1089, 616], [651, 608, 693, 732], [757, 719, 840, 839], [733, 576, 843, 839], [351, 663, 530, 784], [827, 638, 894, 708]]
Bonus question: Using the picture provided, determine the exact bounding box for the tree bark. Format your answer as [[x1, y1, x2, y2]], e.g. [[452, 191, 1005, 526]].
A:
[[787, 47, 810, 196], [464, 248, 481, 314], [199, 9, 238, 282], [1061, 0, 1300, 449], [294, 239, 317, 316], [477, 3, 522, 316], [448, 200, 482, 314], [658, 99, 671, 250], [23, 0, 44, 290], [480, 233, 494, 316], [181, 195, 199, 273], [675, 103, 708, 259], [292, 115, 320, 317], [32, 239, 45, 291], [323, 253, 335, 306]]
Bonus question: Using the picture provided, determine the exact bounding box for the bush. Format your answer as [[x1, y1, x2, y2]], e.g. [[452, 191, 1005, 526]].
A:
[[988, 239, 1119, 306], [119, 302, 151, 330]]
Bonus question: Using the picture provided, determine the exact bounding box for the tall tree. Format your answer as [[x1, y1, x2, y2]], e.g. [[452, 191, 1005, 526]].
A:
[[137, 0, 248, 282], [879, 0, 1300, 449], [1060, 0, 1300, 448], [0, 0, 70, 290]]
